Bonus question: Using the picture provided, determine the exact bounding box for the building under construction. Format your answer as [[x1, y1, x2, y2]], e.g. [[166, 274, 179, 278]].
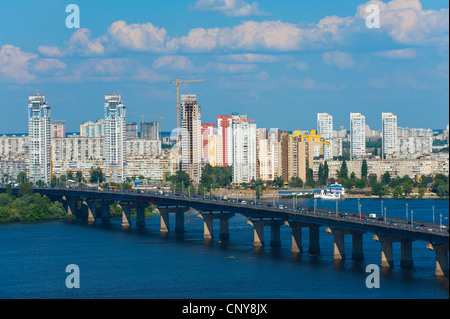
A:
[[180, 94, 202, 184]]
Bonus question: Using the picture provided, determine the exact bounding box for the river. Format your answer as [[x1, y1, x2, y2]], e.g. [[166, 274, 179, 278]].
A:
[[0, 198, 448, 299]]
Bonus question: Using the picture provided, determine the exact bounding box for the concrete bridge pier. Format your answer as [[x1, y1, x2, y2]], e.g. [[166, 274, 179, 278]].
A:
[[351, 231, 364, 260], [197, 212, 235, 240], [247, 219, 284, 247], [101, 201, 113, 223], [284, 221, 303, 253], [400, 239, 414, 268], [62, 195, 76, 216], [82, 199, 98, 224], [308, 224, 321, 255], [426, 243, 449, 277], [326, 227, 365, 260], [136, 203, 149, 227], [156, 207, 190, 233], [116, 202, 131, 228], [248, 220, 265, 247], [373, 235, 397, 267], [373, 235, 415, 268], [326, 227, 346, 260]]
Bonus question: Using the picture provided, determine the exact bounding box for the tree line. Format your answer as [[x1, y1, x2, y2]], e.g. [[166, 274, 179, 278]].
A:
[[0, 183, 68, 223]]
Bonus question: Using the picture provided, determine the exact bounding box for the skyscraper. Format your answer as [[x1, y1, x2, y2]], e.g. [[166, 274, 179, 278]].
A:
[[104, 94, 126, 183], [181, 94, 202, 184], [125, 122, 138, 140], [141, 121, 160, 140], [27, 93, 51, 184], [382, 112, 398, 159], [201, 123, 216, 165], [232, 115, 257, 184], [317, 113, 333, 160], [216, 115, 233, 167], [350, 113, 366, 159]]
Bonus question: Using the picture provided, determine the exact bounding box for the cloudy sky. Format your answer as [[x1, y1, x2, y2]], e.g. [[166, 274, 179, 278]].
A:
[[0, 0, 448, 134]]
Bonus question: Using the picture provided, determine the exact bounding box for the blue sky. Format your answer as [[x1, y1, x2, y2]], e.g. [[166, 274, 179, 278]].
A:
[[0, 0, 448, 134]]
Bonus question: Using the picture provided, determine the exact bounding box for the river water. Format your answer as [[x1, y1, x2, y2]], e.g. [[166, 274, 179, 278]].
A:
[[0, 198, 448, 299]]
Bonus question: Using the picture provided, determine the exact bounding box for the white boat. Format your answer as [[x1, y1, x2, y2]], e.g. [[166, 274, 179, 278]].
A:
[[314, 190, 341, 199]]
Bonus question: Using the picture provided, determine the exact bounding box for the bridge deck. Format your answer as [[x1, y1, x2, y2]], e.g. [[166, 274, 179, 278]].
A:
[[1, 186, 447, 244]]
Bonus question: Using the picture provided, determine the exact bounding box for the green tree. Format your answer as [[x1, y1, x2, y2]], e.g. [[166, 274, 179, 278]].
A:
[[18, 182, 33, 197], [318, 163, 324, 186], [371, 182, 388, 197], [76, 171, 84, 183], [317, 162, 329, 186], [6, 183, 12, 197], [355, 178, 367, 189], [381, 172, 391, 185], [16, 171, 28, 184], [418, 187, 426, 198], [323, 161, 329, 184], [338, 159, 348, 180], [169, 170, 193, 192], [272, 176, 285, 188], [431, 174, 449, 196], [289, 176, 303, 188], [66, 171, 75, 181], [393, 185, 403, 198], [200, 164, 232, 189], [89, 167, 104, 183], [305, 168, 316, 188], [368, 173, 378, 186], [361, 159, 368, 178]]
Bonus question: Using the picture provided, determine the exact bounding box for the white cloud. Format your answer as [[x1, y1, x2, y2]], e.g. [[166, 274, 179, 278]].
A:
[[283, 76, 344, 91], [322, 51, 355, 70], [356, 0, 449, 46], [205, 61, 256, 73], [218, 53, 278, 63], [107, 20, 168, 53], [375, 48, 418, 59], [193, 0, 268, 17], [286, 61, 310, 72], [32, 0, 448, 59], [153, 56, 195, 70], [38, 28, 104, 57], [30, 58, 67, 74], [167, 27, 220, 52], [0, 44, 37, 83]]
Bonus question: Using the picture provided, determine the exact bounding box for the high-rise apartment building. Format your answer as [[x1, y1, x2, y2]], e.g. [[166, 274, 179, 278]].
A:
[[27, 93, 51, 184], [104, 94, 126, 183], [258, 129, 280, 181], [232, 115, 257, 184], [382, 112, 398, 159], [201, 123, 216, 165], [350, 113, 366, 159], [51, 122, 65, 138], [279, 132, 314, 184], [125, 122, 138, 140], [141, 121, 160, 140], [216, 115, 233, 167], [80, 119, 105, 137], [317, 113, 333, 160], [181, 94, 202, 184]]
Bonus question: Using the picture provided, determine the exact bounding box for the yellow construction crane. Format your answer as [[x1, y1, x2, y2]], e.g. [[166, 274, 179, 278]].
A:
[[109, 165, 123, 186], [168, 77, 204, 170]]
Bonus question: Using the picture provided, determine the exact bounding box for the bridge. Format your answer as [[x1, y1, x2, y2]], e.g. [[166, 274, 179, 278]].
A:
[[1, 186, 448, 277]]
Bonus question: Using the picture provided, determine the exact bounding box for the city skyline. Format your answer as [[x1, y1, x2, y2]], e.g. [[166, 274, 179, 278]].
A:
[[0, 0, 448, 134]]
